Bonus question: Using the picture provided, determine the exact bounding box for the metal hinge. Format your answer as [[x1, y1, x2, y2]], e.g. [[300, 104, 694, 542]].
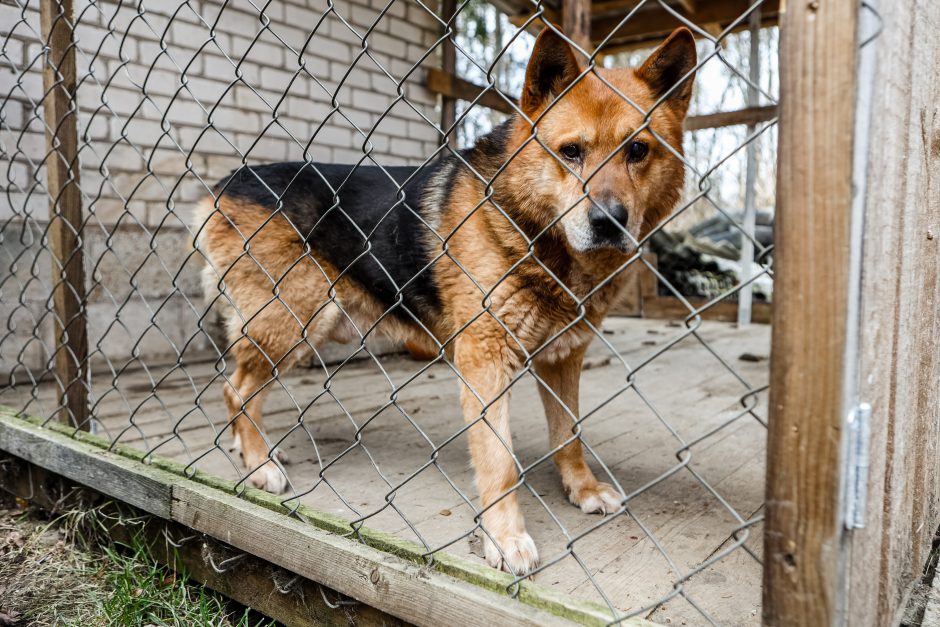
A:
[[844, 402, 872, 529]]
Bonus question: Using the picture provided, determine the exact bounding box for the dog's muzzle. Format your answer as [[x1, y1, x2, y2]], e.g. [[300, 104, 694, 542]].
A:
[[588, 200, 630, 250]]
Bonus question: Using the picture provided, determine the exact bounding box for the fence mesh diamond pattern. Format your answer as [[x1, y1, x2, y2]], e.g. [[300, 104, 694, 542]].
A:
[[1, 0, 778, 623]]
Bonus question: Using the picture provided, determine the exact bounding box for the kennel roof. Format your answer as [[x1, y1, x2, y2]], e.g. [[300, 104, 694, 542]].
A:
[[491, 0, 781, 52]]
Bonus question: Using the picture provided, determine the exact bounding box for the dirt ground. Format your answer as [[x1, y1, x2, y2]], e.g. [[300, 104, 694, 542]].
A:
[[0, 491, 275, 627]]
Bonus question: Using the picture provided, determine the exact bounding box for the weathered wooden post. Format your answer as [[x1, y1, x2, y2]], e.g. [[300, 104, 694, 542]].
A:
[[39, 0, 89, 430], [561, 0, 591, 51], [440, 0, 457, 149]]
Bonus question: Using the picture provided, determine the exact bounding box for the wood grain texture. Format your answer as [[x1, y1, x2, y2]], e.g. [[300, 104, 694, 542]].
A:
[[562, 0, 592, 51], [763, 0, 859, 625], [847, 1, 940, 624], [0, 407, 173, 517], [684, 105, 778, 132], [39, 0, 89, 430], [0, 317, 772, 622], [440, 0, 457, 149], [425, 68, 517, 115], [504, 0, 780, 52], [642, 296, 771, 324], [0, 408, 645, 626], [591, 0, 780, 49], [0, 456, 411, 627]]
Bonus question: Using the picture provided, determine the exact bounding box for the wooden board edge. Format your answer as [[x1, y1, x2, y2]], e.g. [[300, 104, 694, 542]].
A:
[[762, 0, 859, 623], [0, 406, 641, 626], [0, 455, 409, 627]]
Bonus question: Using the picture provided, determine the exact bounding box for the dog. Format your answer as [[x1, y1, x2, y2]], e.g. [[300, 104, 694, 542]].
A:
[[193, 26, 696, 575]]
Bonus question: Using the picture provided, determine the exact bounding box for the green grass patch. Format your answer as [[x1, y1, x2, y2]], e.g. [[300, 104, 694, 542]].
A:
[[0, 494, 275, 626]]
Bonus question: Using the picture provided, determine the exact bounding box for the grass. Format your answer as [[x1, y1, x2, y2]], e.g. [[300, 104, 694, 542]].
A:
[[0, 492, 277, 626]]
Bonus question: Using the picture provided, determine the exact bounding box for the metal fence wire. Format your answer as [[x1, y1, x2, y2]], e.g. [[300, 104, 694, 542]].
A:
[[0, 0, 782, 623]]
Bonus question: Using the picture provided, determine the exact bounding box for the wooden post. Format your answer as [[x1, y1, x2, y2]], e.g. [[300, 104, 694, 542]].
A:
[[843, 2, 940, 624], [440, 0, 457, 149], [762, 0, 859, 625], [39, 0, 89, 431], [561, 0, 591, 51]]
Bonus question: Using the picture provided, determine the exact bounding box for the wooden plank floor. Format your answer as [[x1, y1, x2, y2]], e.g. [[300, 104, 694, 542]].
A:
[[2, 317, 770, 625]]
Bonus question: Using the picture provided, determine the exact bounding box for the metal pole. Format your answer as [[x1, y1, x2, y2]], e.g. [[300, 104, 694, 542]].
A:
[[737, 7, 761, 326], [39, 0, 90, 430]]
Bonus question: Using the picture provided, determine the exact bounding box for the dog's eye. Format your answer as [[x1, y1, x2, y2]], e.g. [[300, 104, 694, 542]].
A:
[[559, 143, 582, 162], [627, 141, 649, 162]]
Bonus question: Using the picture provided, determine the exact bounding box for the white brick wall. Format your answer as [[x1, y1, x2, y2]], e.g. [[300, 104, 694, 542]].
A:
[[2, 0, 442, 226], [0, 0, 445, 374]]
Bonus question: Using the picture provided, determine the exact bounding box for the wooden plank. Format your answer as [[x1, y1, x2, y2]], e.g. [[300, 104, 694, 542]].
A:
[[0, 406, 173, 517], [426, 69, 777, 137], [591, 0, 780, 49], [440, 0, 458, 148], [684, 105, 778, 133], [0, 407, 637, 626], [562, 0, 592, 51], [425, 68, 517, 116], [502, 0, 780, 49], [0, 455, 410, 627], [846, 1, 940, 625], [608, 256, 655, 316], [4, 319, 773, 622], [641, 296, 771, 324], [762, 0, 859, 624], [39, 0, 89, 430]]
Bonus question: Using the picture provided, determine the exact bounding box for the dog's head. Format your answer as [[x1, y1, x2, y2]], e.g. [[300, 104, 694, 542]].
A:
[[506, 27, 696, 255]]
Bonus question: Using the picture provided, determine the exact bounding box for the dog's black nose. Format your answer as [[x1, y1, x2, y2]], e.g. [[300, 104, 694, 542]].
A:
[[588, 201, 629, 240]]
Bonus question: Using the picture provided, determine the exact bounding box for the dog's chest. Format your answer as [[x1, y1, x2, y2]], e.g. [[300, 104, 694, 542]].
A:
[[537, 322, 596, 363]]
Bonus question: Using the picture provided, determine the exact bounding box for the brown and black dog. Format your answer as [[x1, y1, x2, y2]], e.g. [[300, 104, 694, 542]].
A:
[[193, 27, 696, 574]]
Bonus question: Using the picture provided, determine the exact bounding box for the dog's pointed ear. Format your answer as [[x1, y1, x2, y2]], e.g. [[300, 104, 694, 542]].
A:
[[520, 28, 581, 117], [636, 27, 697, 113]]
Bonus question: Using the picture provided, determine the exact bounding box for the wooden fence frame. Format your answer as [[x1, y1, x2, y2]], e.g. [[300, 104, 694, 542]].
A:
[[765, 1, 940, 626], [0, 406, 651, 626], [5, 0, 940, 625]]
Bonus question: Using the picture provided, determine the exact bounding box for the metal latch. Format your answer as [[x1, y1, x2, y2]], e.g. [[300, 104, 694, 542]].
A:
[[844, 402, 872, 529]]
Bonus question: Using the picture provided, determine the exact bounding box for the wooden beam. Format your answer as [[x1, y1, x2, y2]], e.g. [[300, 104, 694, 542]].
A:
[[441, 0, 458, 148], [423, 70, 776, 135], [592, 0, 780, 49], [763, 0, 859, 625], [589, 0, 642, 19], [641, 296, 771, 325], [562, 0, 592, 51], [684, 105, 777, 132], [0, 456, 408, 627], [39, 0, 89, 431], [425, 68, 517, 115], [0, 409, 630, 626]]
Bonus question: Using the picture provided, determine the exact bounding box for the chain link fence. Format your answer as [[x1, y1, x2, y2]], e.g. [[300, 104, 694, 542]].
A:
[[1, 0, 778, 623]]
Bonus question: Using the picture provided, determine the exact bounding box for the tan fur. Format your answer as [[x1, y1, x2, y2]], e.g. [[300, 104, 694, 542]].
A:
[[194, 196, 437, 491], [193, 27, 694, 574]]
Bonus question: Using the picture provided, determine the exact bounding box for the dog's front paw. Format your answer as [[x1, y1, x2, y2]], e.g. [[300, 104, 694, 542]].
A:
[[246, 462, 289, 494], [230, 435, 289, 465], [568, 481, 622, 514], [484, 531, 539, 575]]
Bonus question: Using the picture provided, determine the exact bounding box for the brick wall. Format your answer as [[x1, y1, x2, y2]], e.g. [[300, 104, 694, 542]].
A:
[[0, 0, 443, 379]]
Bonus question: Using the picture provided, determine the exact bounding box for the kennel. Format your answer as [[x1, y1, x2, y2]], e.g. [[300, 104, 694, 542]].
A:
[[0, 0, 938, 625]]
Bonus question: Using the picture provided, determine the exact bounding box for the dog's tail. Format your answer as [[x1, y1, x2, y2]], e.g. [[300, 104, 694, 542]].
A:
[[191, 196, 236, 349]]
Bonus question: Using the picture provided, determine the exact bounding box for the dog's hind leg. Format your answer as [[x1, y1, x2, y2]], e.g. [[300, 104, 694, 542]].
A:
[[535, 349, 622, 515], [197, 197, 336, 494]]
